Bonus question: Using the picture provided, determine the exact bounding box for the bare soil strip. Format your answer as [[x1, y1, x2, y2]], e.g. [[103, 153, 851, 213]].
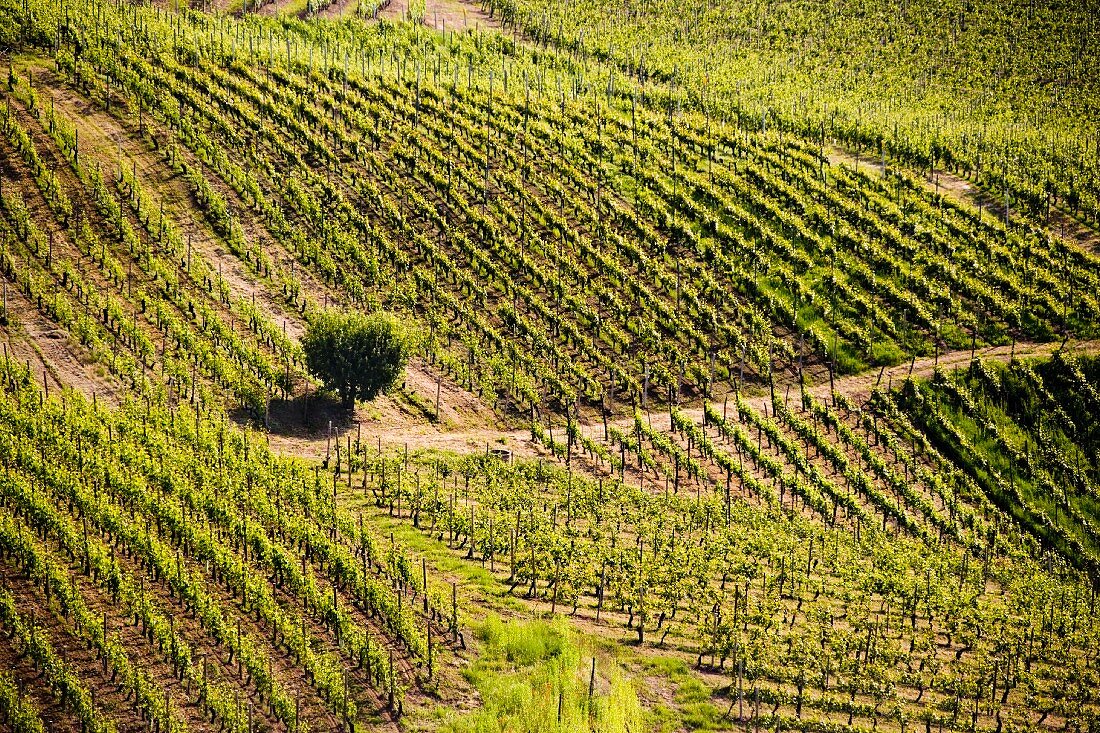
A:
[[274, 338, 1100, 462], [0, 279, 121, 404], [377, 0, 499, 30]]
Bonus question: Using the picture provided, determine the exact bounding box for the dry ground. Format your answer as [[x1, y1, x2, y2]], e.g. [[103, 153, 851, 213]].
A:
[[273, 337, 1100, 463]]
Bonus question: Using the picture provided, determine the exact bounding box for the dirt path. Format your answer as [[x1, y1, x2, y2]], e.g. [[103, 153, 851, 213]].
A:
[[378, 0, 499, 31], [17, 63, 504, 430], [272, 338, 1100, 462], [251, 0, 496, 26], [263, 356, 504, 453], [0, 161, 121, 403]]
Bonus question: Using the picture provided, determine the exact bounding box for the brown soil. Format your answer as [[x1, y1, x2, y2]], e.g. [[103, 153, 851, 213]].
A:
[[378, 0, 500, 31], [0, 626, 86, 732], [273, 338, 1100, 462], [0, 285, 120, 404], [263, 358, 508, 457], [252, 0, 497, 26], [315, 0, 360, 18], [0, 559, 195, 733]]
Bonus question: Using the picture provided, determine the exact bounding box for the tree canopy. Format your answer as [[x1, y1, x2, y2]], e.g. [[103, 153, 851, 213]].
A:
[[302, 310, 411, 408]]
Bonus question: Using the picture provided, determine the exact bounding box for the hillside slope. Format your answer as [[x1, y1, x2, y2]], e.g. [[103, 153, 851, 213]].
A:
[[0, 1, 1094, 732]]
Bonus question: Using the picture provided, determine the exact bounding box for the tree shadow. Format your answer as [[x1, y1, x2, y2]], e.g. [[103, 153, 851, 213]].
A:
[[229, 392, 357, 438]]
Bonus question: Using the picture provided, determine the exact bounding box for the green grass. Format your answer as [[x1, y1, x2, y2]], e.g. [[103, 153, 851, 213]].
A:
[[441, 615, 646, 733], [351, 456, 738, 731], [640, 657, 728, 731], [357, 503, 515, 606], [870, 340, 908, 367]]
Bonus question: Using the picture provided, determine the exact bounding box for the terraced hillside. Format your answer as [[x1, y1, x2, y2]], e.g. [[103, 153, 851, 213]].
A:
[[0, 0, 1095, 732]]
